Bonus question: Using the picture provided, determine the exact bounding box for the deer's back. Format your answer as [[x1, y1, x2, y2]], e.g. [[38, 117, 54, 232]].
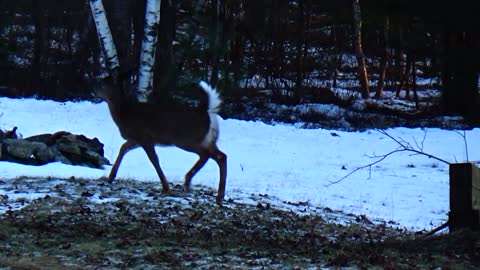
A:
[[112, 102, 211, 147]]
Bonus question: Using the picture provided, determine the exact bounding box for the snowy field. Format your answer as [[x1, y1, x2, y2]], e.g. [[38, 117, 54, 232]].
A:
[[0, 96, 479, 231]]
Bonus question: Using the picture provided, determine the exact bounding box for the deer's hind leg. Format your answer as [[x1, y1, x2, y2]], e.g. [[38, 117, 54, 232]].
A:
[[184, 151, 209, 191], [210, 146, 227, 205]]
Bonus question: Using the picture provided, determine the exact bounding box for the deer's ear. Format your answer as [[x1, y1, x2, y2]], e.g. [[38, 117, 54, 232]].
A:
[[110, 68, 119, 84], [118, 67, 133, 82], [109, 67, 132, 85]]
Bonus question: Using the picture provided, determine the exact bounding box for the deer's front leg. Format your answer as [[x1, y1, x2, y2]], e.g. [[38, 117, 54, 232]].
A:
[[109, 140, 138, 182], [142, 144, 170, 193]]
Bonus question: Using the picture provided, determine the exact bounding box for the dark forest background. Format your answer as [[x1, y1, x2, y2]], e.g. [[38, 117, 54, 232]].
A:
[[0, 0, 479, 123]]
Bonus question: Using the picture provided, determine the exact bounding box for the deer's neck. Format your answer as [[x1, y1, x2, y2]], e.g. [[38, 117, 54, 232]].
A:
[[105, 93, 132, 125]]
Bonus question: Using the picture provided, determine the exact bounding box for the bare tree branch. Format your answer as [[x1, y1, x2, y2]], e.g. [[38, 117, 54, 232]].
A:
[[326, 149, 407, 187], [413, 128, 427, 151], [327, 129, 450, 187], [377, 130, 450, 165], [454, 130, 469, 162]]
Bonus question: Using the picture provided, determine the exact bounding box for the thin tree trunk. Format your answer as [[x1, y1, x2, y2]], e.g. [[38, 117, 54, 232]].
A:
[[132, 1, 146, 73], [375, 15, 389, 99], [332, 25, 340, 88], [395, 49, 405, 97], [31, 1, 47, 92], [294, 0, 305, 103], [153, 0, 176, 97], [352, 0, 369, 98], [401, 52, 412, 99], [411, 53, 419, 109], [109, 0, 132, 69], [209, 0, 221, 87], [79, 1, 100, 82], [89, 0, 119, 72], [138, 0, 161, 102], [442, 29, 479, 122]]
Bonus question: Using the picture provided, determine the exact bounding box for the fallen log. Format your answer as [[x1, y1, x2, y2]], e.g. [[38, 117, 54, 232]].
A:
[[0, 127, 109, 168]]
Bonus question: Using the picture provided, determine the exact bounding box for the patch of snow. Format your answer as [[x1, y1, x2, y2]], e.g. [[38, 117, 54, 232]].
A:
[[0, 97, 479, 231]]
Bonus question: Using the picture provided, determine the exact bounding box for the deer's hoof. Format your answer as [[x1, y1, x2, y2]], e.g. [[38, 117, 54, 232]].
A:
[[161, 187, 171, 194], [216, 197, 224, 206], [99, 176, 110, 182]]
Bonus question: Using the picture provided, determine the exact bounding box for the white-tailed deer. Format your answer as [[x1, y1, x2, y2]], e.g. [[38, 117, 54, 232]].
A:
[[95, 74, 227, 205]]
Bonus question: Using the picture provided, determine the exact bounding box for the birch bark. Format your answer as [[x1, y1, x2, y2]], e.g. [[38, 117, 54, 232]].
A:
[[137, 0, 161, 102], [89, 0, 119, 72]]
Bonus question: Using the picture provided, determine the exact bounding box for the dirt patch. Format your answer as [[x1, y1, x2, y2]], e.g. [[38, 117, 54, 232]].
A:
[[0, 177, 479, 269]]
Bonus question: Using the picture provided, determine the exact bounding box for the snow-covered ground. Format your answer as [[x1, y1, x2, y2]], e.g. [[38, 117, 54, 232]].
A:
[[0, 97, 478, 231]]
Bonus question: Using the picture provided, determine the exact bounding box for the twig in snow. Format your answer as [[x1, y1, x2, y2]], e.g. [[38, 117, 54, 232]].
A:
[[420, 221, 449, 239]]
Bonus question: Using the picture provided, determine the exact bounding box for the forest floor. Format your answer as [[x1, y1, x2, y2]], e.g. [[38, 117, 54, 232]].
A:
[[222, 88, 476, 131], [0, 177, 479, 269]]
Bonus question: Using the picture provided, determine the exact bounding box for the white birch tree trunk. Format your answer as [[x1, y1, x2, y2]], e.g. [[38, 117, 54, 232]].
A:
[[137, 0, 161, 102], [89, 0, 119, 73]]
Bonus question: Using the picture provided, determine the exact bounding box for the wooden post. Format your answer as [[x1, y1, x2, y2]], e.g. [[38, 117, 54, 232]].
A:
[[449, 163, 480, 231]]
